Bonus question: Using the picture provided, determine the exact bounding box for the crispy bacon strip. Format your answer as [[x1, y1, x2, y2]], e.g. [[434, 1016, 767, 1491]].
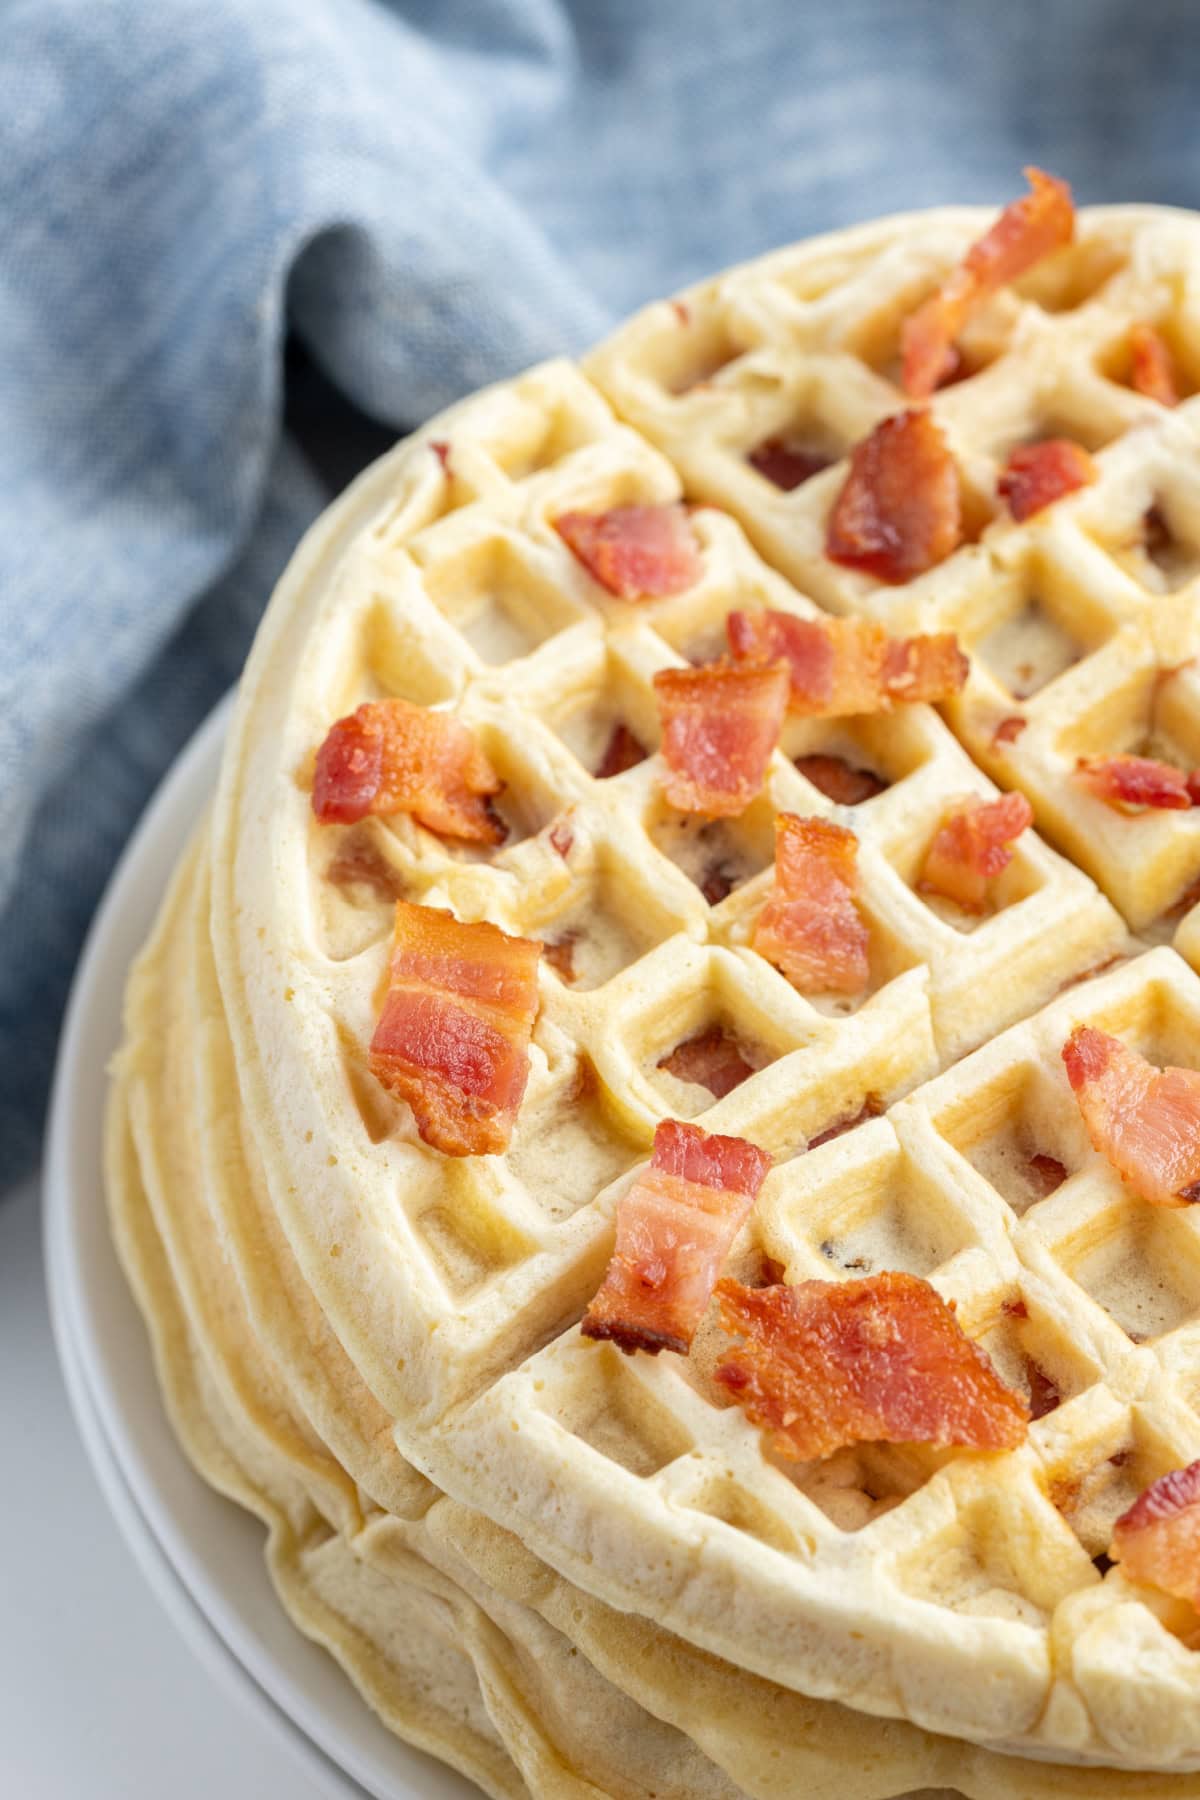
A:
[[998, 439, 1097, 522], [918, 791, 1034, 912], [653, 661, 789, 817], [369, 903, 541, 1157], [902, 168, 1075, 398], [582, 1120, 771, 1356], [313, 699, 504, 843], [554, 503, 702, 599], [715, 1272, 1029, 1460], [794, 754, 886, 806], [1062, 1027, 1200, 1209], [1129, 325, 1180, 408], [826, 410, 962, 584], [747, 438, 833, 490], [1075, 754, 1200, 813], [727, 610, 967, 715], [753, 814, 869, 995], [657, 1025, 757, 1100], [596, 722, 648, 778], [1111, 1461, 1200, 1605]]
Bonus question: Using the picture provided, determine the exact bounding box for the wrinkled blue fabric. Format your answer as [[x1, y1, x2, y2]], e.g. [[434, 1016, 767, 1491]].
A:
[[3, 0, 1200, 1186]]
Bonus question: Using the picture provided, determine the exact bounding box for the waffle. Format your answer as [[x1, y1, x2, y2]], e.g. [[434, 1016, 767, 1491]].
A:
[[586, 205, 1200, 931], [109, 816, 1200, 1799], [105, 198, 1200, 1775]]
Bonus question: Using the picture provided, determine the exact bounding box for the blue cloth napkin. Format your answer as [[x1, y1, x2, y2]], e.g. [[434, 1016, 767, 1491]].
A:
[[3, 0, 1199, 1187]]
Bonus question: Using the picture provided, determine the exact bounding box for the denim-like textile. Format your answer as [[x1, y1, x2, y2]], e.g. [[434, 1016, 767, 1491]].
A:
[[3, 0, 1199, 1185]]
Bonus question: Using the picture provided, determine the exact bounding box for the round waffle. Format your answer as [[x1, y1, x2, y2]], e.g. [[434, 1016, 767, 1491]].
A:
[[116, 198, 1200, 1773], [110, 815, 1200, 1799]]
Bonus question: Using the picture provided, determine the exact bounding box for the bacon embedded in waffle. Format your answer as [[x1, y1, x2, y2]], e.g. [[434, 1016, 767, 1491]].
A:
[[1112, 1460, 1200, 1606], [369, 902, 541, 1156], [918, 791, 1033, 912]]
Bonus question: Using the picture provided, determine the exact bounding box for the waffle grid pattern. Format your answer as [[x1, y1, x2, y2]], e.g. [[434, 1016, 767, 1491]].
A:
[[200, 208, 1200, 1767]]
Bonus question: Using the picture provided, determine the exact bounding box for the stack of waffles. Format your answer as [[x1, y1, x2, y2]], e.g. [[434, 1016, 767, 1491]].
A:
[[107, 183, 1200, 1798]]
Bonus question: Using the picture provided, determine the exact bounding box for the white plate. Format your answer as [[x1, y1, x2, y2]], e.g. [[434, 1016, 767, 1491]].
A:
[[43, 696, 481, 1800]]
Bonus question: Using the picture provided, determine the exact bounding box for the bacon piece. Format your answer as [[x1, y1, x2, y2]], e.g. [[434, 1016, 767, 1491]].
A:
[[653, 661, 789, 817], [747, 438, 833, 491], [430, 439, 452, 473], [312, 700, 505, 844], [1075, 754, 1199, 813], [369, 903, 541, 1157], [596, 722, 648, 779], [1129, 325, 1180, 408], [1111, 1460, 1200, 1605], [992, 715, 1027, 747], [998, 439, 1097, 522], [542, 934, 578, 983], [554, 503, 702, 600], [1026, 1360, 1062, 1421], [1062, 1027, 1200, 1209], [917, 791, 1034, 912], [1028, 1152, 1068, 1196], [727, 610, 967, 715], [901, 168, 1075, 398], [808, 1094, 884, 1149], [548, 817, 575, 858], [714, 1272, 1029, 1460], [325, 836, 406, 902], [582, 1120, 771, 1356], [826, 410, 962, 584], [657, 1024, 757, 1100], [794, 754, 886, 806], [753, 814, 869, 995]]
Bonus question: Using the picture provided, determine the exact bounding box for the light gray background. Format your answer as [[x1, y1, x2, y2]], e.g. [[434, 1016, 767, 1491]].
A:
[[1, 1179, 331, 1800]]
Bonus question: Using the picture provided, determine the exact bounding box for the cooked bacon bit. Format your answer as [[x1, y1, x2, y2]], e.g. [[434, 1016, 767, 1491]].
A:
[[700, 864, 736, 906], [582, 1119, 771, 1356], [1063, 1027, 1200, 1209], [430, 439, 452, 473], [542, 934, 578, 983], [554, 503, 702, 600], [312, 700, 505, 843], [368, 903, 541, 1157], [548, 816, 574, 858], [596, 722, 648, 779], [714, 1271, 1029, 1460], [753, 814, 869, 996], [826, 410, 962, 584], [992, 715, 1027, 747], [1075, 753, 1199, 813], [808, 1094, 884, 1149], [747, 438, 833, 491], [1129, 325, 1180, 408], [918, 791, 1034, 912], [657, 1024, 757, 1100], [1111, 1460, 1200, 1606], [727, 610, 967, 715], [671, 299, 691, 326], [794, 754, 886, 806], [325, 836, 406, 902], [1026, 1360, 1062, 1421], [1002, 1295, 1029, 1320], [998, 439, 1097, 522], [653, 661, 789, 817], [901, 168, 1075, 398], [1029, 1152, 1068, 1196]]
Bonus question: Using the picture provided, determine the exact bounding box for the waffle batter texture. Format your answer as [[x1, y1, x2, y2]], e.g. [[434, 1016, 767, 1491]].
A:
[[108, 197, 1200, 1794]]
